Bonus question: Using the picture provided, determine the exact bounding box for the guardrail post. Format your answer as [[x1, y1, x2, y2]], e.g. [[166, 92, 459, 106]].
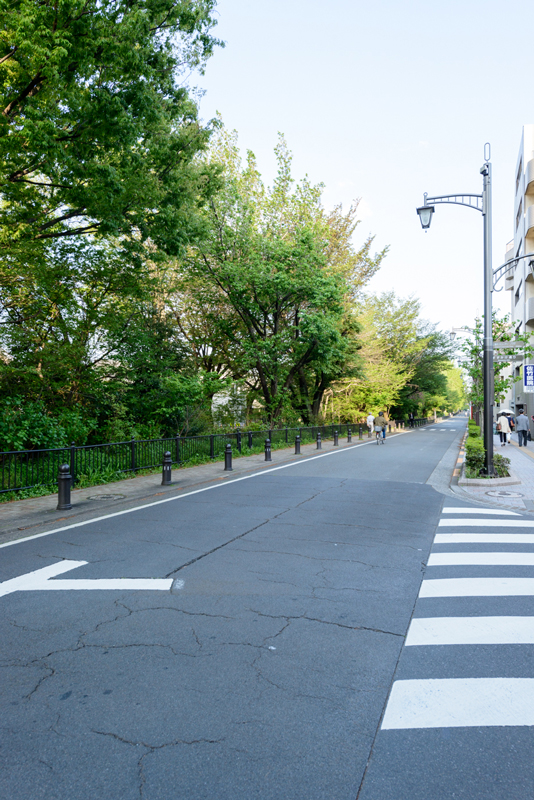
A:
[[57, 463, 72, 510], [285, 427, 288, 443], [176, 434, 181, 464], [316, 432, 322, 450], [224, 443, 233, 471], [70, 441, 76, 487], [237, 431, 242, 453], [161, 451, 172, 486], [210, 434, 214, 459], [265, 439, 272, 461], [248, 431, 253, 449], [130, 436, 136, 472], [348, 428, 352, 443], [334, 430, 339, 446], [295, 435, 301, 454]]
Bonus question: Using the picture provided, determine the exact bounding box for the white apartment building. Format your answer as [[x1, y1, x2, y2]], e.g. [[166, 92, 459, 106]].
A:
[[499, 124, 534, 428]]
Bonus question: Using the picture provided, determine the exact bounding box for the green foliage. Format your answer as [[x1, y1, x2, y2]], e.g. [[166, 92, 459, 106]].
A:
[[0, 397, 95, 451], [464, 435, 485, 474], [493, 453, 511, 478], [0, 0, 222, 260], [468, 421, 481, 437]]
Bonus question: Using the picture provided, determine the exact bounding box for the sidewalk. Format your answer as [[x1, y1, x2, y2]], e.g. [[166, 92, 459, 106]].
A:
[[453, 433, 534, 512], [0, 430, 395, 545]]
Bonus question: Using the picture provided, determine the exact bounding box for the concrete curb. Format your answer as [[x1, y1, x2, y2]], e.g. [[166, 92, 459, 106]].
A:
[[458, 464, 521, 487]]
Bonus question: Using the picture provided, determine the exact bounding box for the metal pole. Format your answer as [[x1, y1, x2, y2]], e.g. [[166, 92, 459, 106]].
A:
[[295, 435, 301, 455], [224, 443, 233, 471], [264, 439, 272, 461], [333, 430, 339, 446], [161, 451, 172, 486], [57, 463, 72, 510], [481, 159, 495, 475]]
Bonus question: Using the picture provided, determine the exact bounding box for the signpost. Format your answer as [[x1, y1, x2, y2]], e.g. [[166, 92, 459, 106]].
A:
[[524, 365, 534, 394]]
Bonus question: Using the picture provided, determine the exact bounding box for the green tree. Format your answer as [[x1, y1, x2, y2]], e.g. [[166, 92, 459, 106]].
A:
[[175, 126, 386, 424], [0, 0, 222, 260]]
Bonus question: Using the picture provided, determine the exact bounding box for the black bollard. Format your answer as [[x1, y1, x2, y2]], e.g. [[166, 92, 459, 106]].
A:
[[57, 463, 72, 510], [334, 430, 339, 446], [388, 424, 391, 434], [161, 451, 172, 486], [316, 432, 322, 450], [264, 439, 272, 461], [295, 435, 301, 455], [348, 428, 352, 443], [224, 443, 233, 471]]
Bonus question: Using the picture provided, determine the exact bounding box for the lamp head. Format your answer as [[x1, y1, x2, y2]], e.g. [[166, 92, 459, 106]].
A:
[[416, 204, 435, 230]]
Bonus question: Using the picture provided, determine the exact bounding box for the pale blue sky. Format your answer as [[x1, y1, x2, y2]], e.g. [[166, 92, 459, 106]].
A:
[[198, 0, 533, 332]]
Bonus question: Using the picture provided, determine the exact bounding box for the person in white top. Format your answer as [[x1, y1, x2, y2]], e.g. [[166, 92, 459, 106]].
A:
[[366, 412, 374, 434], [496, 413, 510, 446]]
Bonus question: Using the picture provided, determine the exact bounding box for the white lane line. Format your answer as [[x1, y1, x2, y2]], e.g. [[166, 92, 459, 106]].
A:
[[428, 552, 534, 566], [0, 560, 176, 597], [0, 431, 417, 551], [439, 519, 534, 527], [441, 508, 519, 515], [406, 616, 534, 646], [435, 533, 534, 544], [381, 678, 534, 729], [420, 578, 534, 597]]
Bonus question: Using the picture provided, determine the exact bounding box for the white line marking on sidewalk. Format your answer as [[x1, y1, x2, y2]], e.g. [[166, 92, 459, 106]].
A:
[[428, 552, 534, 566], [406, 616, 534, 646], [381, 678, 534, 729], [420, 577, 534, 597], [0, 431, 418, 550], [441, 508, 519, 515], [435, 533, 534, 544], [0, 560, 176, 597], [439, 519, 534, 527]]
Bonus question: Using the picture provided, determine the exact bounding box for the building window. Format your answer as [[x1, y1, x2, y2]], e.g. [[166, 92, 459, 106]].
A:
[[516, 241, 523, 259], [515, 281, 523, 305], [516, 199, 523, 230], [517, 159, 523, 194]]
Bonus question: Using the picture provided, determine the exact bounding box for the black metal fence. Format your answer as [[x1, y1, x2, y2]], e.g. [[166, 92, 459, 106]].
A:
[[0, 418, 431, 495]]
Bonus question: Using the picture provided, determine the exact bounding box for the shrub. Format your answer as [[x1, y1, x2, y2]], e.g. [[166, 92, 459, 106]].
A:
[[467, 421, 481, 438], [465, 435, 485, 473], [493, 453, 511, 478]]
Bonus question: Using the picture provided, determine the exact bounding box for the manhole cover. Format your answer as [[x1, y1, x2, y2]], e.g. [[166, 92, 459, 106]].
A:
[[87, 494, 126, 501], [486, 490, 523, 498]]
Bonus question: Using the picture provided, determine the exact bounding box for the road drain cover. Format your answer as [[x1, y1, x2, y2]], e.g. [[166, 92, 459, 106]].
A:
[[486, 490, 523, 498], [87, 494, 126, 501]]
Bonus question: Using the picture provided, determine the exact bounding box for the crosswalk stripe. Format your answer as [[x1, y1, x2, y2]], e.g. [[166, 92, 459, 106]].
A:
[[435, 533, 534, 544], [428, 552, 534, 566], [420, 577, 534, 597], [381, 678, 534, 729], [441, 508, 519, 515], [406, 616, 534, 646], [439, 519, 534, 527]]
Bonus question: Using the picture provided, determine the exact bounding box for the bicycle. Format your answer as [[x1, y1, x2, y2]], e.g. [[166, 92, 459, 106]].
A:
[[375, 426, 385, 445]]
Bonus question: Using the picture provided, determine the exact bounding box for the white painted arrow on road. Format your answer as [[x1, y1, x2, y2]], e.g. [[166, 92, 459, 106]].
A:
[[0, 560, 178, 598]]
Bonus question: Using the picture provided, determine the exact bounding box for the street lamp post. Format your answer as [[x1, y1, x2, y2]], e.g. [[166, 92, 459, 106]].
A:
[[416, 145, 494, 475]]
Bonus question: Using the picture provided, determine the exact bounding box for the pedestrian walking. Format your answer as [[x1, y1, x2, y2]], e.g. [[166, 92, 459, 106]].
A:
[[506, 413, 515, 444], [366, 412, 374, 434], [516, 410, 530, 447], [408, 412, 414, 428], [496, 413, 510, 446]]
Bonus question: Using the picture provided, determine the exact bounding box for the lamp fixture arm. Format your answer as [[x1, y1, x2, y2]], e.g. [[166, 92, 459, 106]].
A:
[[423, 191, 483, 213], [492, 252, 534, 291]]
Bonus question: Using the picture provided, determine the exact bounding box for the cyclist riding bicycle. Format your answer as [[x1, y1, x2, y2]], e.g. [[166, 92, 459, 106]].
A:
[[373, 411, 388, 441]]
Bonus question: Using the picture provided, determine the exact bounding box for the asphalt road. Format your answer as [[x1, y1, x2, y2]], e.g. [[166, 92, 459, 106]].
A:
[[3, 416, 516, 800]]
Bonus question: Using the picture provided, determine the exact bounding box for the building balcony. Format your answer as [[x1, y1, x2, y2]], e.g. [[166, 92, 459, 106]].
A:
[[527, 158, 534, 196], [526, 204, 534, 238], [526, 296, 534, 324]]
